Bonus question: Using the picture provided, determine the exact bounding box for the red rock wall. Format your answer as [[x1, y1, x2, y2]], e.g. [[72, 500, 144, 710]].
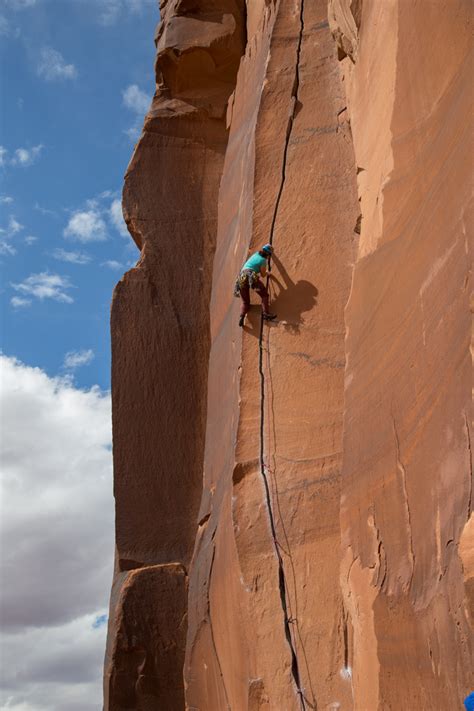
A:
[[105, 1, 473, 708], [331, 0, 473, 707]]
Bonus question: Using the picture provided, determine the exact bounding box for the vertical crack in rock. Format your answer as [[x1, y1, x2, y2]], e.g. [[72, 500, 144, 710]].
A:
[[370, 510, 387, 590], [464, 411, 473, 519], [342, 605, 350, 671], [207, 547, 231, 711], [392, 415, 415, 591], [268, 0, 305, 246], [257, 2, 308, 709]]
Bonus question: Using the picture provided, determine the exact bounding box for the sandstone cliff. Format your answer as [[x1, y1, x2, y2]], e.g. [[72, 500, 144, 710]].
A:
[[104, 1, 473, 709]]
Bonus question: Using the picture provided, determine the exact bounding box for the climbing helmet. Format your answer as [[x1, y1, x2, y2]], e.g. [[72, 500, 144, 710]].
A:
[[262, 244, 273, 255]]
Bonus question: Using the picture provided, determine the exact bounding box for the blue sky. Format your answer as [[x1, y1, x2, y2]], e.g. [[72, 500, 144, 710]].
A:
[[1, 0, 157, 390], [0, 1, 158, 709]]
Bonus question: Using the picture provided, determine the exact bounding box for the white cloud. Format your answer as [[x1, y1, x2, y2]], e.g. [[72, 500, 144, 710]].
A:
[[0, 195, 14, 204], [34, 202, 57, 217], [63, 349, 95, 369], [52, 248, 90, 265], [98, 0, 149, 25], [122, 84, 151, 141], [98, 0, 121, 25], [63, 191, 129, 245], [0, 242, 16, 256], [129, 0, 148, 12], [108, 199, 128, 237], [4, 0, 37, 8], [101, 259, 123, 270], [37, 47, 77, 81], [0, 12, 21, 37], [12, 272, 74, 303], [0, 354, 113, 710], [0, 215, 24, 255], [1, 612, 108, 711], [1, 145, 44, 169], [11, 144, 43, 167], [125, 124, 141, 141], [8, 215, 23, 234], [24, 235, 37, 245], [0, 14, 10, 36], [10, 296, 32, 308], [64, 209, 107, 243], [122, 84, 150, 115]]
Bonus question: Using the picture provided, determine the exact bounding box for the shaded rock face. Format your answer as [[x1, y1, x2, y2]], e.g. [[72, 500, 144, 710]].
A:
[[104, 1, 246, 707], [105, 1, 473, 709]]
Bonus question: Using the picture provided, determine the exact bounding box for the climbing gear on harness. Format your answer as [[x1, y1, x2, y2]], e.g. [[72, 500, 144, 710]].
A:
[[263, 312, 277, 321], [262, 244, 273, 255], [239, 314, 245, 327], [234, 268, 260, 298], [244, 269, 260, 289]]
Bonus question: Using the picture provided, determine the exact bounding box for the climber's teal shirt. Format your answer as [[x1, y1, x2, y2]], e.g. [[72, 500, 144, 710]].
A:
[[242, 252, 267, 274]]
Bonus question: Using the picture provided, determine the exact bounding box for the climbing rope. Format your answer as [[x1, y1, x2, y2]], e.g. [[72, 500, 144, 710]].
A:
[[256, 3, 307, 708], [258, 324, 306, 710]]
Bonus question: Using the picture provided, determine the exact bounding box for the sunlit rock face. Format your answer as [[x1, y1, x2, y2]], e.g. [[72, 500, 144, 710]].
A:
[[104, 1, 473, 708], [332, 1, 473, 708]]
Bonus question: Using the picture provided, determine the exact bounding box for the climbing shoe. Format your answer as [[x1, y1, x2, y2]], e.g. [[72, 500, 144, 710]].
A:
[[263, 313, 277, 321], [239, 315, 245, 327]]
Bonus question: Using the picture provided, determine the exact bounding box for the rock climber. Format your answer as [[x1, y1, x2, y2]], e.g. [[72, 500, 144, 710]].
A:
[[236, 244, 277, 327]]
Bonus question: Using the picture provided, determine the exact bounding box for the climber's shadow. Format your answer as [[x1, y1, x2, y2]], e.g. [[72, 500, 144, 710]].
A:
[[269, 254, 318, 332], [244, 254, 318, 336]]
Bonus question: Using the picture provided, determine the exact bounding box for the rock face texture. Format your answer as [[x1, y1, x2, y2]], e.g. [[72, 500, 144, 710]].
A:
[[105, 1, 473, 709]]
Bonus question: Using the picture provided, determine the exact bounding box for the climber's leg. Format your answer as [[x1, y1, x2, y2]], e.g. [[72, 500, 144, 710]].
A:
[[239, 281, 250, 326], [254, 280, 277, 321], [254, 280, 270, 314], [240, 281, 250, 316]]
